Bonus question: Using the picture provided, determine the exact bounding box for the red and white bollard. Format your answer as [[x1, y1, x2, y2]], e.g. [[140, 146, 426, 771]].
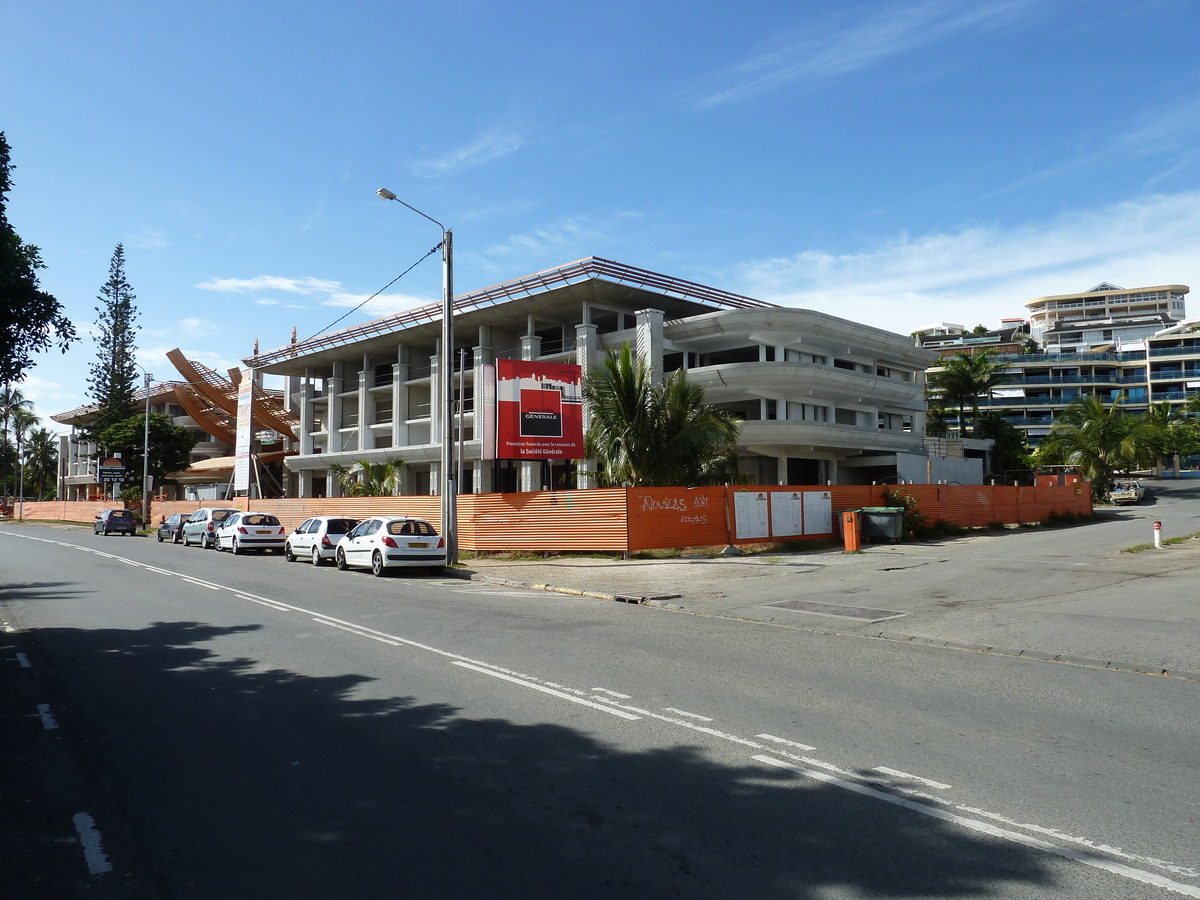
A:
[[1153, 520, 1163, 549]]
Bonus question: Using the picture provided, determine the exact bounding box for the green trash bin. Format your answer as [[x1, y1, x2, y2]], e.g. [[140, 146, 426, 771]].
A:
[[859, 506, 905, 543]]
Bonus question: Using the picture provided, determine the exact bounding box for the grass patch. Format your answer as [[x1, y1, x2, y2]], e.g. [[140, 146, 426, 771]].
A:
[[1124, 530, 1200, 553]]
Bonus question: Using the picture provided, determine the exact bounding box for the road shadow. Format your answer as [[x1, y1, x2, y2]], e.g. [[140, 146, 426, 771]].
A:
[[12, 618, 1061, 899]]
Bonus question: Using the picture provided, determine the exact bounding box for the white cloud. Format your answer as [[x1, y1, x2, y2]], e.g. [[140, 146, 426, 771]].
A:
[[685, 0, 1038, 109], [196, 275, 344, 295], [482, 212, 643, 267], [727, 189, 1200, 334], [407, 127, 525, 178], [178, 317, 218, 337], [124, 230, 169, 251]]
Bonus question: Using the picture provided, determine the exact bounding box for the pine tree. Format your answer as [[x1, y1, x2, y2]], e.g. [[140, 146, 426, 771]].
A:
[[0, 132, 76, 383], [85, 244, 140, 439]]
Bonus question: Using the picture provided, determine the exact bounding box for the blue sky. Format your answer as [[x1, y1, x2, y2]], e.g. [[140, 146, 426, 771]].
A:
[[5, 0, 1200, 428]]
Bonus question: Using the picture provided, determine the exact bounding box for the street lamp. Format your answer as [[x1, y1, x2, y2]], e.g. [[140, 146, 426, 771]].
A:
[[133, 365, 152, 529], [376, 188, 457, 565]]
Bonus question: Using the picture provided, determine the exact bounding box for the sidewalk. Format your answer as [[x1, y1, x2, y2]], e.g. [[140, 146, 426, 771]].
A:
[[451, 530, 1200, 681]]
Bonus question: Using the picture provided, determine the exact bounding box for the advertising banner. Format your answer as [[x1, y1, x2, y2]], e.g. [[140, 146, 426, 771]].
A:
[[234, 368, 254, 492], [496, 359, 584, 459]]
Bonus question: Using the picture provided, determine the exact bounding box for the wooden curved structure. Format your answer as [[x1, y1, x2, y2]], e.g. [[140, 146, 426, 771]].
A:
[[166, 349, 299, 441]]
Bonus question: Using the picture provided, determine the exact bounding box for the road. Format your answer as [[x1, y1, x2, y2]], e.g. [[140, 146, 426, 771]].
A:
[[2, 520, 1198, 898]]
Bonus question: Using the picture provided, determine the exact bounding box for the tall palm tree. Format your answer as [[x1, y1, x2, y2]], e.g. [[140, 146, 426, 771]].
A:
[[926, 351, 1010, 438], [22, 427, 58, 499], [1142, 401, 1200, 475], [583, 344, 741, 487], [9, 406, 36, 500], [0, 384, 33, 497], [330, 458, 405, 496], [1036, 394, 1160, 497]]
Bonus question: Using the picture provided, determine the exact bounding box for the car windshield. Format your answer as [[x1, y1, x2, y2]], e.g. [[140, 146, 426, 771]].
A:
[[326, 520, 357, 535], [111, 511, 134, 519], [212, 510, 235, 522], [243, 514, 279, 526]]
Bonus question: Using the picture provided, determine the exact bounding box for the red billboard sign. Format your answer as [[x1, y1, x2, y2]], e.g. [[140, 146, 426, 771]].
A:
[[496, 359, 584, 459]]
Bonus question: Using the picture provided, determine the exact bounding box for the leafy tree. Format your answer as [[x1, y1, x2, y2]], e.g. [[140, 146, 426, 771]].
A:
[[1035, 394, 1160, 498], [924, 405, 949, 438], [0, 132, 76, 383], [1141, 401, 1200, 472], [9, 406, 36, 498], [971, 324, 989, 336], [330, 458, 405, 496], [22, 426, 58, 500], [0, 384, 33, 496], [975, 410, 1031, 477], [85, 244, 140, 439], [926, 351, 1010, 438], [583, 344, 742, 487], [96, 413, 196, 490]]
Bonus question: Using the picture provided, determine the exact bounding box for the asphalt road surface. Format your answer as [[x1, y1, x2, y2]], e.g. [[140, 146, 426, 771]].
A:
[[2, 521, 1197, 899]]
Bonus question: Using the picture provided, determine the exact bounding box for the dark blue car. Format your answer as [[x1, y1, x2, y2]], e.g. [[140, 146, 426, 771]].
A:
[[94, 509, 137, 536]]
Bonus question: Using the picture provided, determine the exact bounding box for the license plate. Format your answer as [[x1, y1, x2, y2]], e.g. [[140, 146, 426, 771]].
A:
[[256, 530, 271, 535], [409, 542, 428, 548]]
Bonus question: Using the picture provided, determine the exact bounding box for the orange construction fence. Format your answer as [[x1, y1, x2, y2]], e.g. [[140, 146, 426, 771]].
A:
[[14, 482, 1091, 553]]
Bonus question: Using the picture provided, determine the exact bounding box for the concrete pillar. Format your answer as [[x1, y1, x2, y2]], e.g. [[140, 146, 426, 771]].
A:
[[328, 362, 343, 453], [575, 321, 600, 489], [636, 308, 664, 384], [299, 381, 314, 455], [357, 356, 370, 453]]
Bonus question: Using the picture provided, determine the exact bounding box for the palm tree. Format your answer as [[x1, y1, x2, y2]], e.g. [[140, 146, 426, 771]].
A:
[[9, 406, 36, 501], [926, 351, 1010, 438], [1036, 394, 1160, 498], [1142, 401, 1200, 475], [583, 344, 741, 487], [22, 427, 58, 499], [0, 384, 33, 498], [330, 458, 405, 496]]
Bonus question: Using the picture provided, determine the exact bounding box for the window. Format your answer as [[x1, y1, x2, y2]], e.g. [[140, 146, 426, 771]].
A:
[[833, 359, 855, 371], [834, 408, 857, 426]]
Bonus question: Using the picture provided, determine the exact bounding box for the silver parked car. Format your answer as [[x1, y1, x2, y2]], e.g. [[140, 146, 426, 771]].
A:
[[284, 516, 360, 566], [214, 512, 287, 554], [335, 516, 446, 577], [182, 507, 239, 549]]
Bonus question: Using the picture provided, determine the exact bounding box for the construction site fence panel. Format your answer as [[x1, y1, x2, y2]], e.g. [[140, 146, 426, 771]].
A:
[[14, 482, 1091, 553]]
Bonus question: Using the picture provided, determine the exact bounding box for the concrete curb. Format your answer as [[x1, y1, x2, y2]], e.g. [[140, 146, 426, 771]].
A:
[[445, 568, 1199, 683]]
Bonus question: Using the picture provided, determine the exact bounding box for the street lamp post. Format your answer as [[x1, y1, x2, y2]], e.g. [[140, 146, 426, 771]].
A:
[[376, 188, 457, 565], [133, 366, 152, 529]]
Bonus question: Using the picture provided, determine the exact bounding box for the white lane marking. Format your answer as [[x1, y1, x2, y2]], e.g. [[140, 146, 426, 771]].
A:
[[37, 703, 60, 730], [872, 766, 952, 790], [755, 754, 1200, 897], [72, 812, 114, 875], [180, 578, 220, 590], [17, 652, 32, 668], [591, 687, 631, 699], [316, 619, 403, 647], [240, 596, 291, 612], [663, 707, 713, 722], [757, 733, 817, 752], [452, 661, 641, 720]]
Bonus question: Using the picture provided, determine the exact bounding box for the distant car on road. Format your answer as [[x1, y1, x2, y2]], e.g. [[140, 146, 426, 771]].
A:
[[335, 515, 446, 576], [156, 513, 187, 543], [182, 507, 239, 549], [94, 509, 137, 536], [285, 516, 360, 566], [1107, 481, 1146, 505], [214, 512, 287, 554]]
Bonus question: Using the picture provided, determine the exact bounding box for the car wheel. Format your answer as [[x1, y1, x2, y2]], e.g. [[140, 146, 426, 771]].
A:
[[173, 532, 181, 544], [231, 537, 242, 555], [371, 551, 387, 577], [336, 549, 349, 571], [203, 533, 214, 550], [103, 526, 109, 536], [284, 543, 295, 562], [157, 531, 164, 542], [311, 546, 323, 567]]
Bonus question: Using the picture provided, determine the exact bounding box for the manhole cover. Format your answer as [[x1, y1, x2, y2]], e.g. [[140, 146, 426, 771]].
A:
[[767, 599, 906, 622]]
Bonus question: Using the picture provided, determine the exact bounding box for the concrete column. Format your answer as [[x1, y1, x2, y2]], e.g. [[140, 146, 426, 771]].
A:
[[357, 364, 370, 454], [777, 455, 789, 485], [328, 362, 343, 453], [636, 308, 664, 384], [575, 321, 600, 489], [520, 334, 541, 360], [298, 469, 313, 499], [430, 343, 443, 455], [299, 382, 314, 455], [391, 358, 409, 449]]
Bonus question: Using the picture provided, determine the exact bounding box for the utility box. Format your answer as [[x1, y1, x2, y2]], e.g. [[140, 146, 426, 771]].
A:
[[859, 507, 905, 543], [839, 509, 862, 552]]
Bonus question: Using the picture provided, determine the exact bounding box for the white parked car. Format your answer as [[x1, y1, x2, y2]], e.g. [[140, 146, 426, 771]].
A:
[[214, 511, 287, 554], [285, 516, 360, 566], [335, 516, 446, 577], [182, 507, 239, 549]]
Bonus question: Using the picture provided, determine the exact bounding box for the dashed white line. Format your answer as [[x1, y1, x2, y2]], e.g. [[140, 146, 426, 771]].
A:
[[452, 661, 641, 720], [754, 754, 1200, 898], [756, 733, 817, 752], [37, 703, 60, 730], [663, 707, 713, 722], [72, 812, 113, 875], [872, 766, 952, 790], [591, 687, 631, 699]]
